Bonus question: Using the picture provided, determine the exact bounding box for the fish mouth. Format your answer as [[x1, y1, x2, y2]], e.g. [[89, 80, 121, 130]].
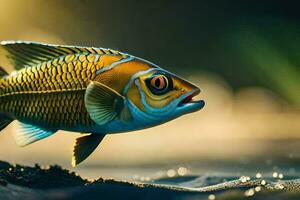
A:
[[177, 88, 205, 111]]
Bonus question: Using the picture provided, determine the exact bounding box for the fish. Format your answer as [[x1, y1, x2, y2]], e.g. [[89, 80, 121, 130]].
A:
[[0, 41, 205, 166]]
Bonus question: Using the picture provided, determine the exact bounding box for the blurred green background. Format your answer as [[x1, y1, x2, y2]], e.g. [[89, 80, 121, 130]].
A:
[[0, 0, 300, 180], [1, 0, 300, 103]]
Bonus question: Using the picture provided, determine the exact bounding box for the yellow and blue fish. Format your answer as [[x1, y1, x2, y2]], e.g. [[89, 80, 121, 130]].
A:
[[0, 41, 204, 166]]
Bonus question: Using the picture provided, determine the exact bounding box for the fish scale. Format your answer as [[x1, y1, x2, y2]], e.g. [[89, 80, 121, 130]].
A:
[[0, 88, 91, 129], [0, 53, 125, 130], [3, 53, 104, 93]]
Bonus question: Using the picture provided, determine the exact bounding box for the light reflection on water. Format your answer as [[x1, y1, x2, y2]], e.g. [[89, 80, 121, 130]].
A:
[[71, 139, 300, 200], [74, 157, 300, 199], [73, 138, 300, 182]]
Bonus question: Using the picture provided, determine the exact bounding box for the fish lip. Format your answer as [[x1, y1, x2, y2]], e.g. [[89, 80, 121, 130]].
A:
[[177, 88, 205, 110]]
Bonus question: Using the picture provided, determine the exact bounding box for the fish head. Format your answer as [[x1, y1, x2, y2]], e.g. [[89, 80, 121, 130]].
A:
[[91, 55, 204, 131], [124, 59, 205, 127]]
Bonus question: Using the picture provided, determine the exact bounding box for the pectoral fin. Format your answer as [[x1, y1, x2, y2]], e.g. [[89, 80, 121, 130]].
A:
[[119, 105, 132, 122], [85, 81, 129, 125], [14, 122, 56, 147], [72, 134, 105, 166]]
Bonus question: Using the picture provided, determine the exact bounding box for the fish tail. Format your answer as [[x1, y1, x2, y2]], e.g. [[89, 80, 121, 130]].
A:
[[0, 65, 13, 132]]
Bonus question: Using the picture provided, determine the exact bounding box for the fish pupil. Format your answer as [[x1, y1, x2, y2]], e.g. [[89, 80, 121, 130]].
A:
[[155, 78, 161, 88]]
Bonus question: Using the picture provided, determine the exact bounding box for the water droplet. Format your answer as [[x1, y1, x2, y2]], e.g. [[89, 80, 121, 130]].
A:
[[239, 176, 250, 183], [261, 180, 266, 185], [177, 167, 187, 176], [167, 169, 176, 177], [208, 194, 215, 200], [244, 188, 255, 197], [272, 172, 278, 178], [255, 186, 261, 192], [274, 183, 284, 190], [255, 173, 262, 179]]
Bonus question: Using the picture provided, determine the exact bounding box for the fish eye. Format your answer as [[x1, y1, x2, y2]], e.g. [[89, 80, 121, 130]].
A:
[[151, 76, 167, 90], [146, 73, 173, 95]]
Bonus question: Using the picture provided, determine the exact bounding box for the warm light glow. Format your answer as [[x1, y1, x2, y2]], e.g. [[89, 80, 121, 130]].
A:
[[0, 1, 299, 182]]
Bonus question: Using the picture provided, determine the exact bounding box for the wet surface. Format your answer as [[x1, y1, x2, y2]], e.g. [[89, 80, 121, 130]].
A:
[[0, 161, 86, 189], [1, 161, 300, 200]]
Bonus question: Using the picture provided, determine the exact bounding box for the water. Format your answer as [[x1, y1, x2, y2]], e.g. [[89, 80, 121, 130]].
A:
[[2, 139, 300, 199], [72, 139, 300, 199]]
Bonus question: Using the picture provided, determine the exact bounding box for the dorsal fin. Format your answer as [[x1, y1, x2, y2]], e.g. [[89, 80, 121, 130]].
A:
[[0, 40, 126, 70]]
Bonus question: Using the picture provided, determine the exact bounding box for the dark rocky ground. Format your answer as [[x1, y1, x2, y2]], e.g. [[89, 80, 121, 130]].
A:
[[0, 160, 300, 200]]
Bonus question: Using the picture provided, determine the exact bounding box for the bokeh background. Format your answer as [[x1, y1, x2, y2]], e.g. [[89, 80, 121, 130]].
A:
[[0, 0, 299, 180]]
